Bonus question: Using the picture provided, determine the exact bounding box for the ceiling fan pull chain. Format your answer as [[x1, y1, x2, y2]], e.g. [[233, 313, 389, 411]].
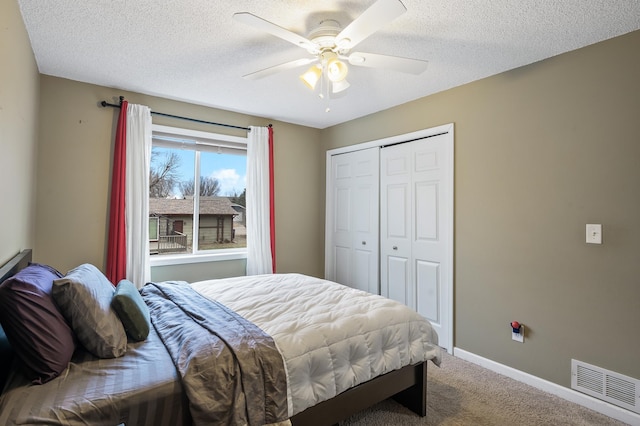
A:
[[321, 63, 331, 113]]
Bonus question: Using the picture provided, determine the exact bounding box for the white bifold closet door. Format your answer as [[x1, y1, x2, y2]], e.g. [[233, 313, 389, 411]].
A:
[[325, 148, 380, 294], [380, 134, 451, 350]]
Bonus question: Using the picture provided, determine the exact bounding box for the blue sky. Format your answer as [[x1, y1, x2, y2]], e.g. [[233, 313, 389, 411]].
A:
[[153, 147, 246, 197], [200, 151, 246, 196]]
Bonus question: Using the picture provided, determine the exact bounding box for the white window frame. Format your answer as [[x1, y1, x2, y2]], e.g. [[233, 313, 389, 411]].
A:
[[149, 124, 248, 267]]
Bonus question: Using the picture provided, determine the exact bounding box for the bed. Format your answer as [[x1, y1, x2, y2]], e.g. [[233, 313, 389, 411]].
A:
[[0, 249, 441, 425]]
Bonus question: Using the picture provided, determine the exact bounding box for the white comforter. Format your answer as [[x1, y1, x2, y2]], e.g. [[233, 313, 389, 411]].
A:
[[191, 273, 441, 417]]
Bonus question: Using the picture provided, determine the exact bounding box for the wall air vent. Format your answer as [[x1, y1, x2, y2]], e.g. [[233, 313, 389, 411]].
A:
[[571, 359, 640, 414]]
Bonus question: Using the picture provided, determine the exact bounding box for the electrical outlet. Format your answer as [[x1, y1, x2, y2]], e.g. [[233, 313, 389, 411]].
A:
[[512, 325, 524, 343]]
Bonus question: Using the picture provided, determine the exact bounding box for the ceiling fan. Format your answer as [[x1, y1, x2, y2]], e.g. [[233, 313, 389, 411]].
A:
[[233, 0, 428, 96]]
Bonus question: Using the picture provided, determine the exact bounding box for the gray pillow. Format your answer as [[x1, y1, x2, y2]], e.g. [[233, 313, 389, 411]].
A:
[[112, 280, 150, 341], [53, 264, 127, 358]]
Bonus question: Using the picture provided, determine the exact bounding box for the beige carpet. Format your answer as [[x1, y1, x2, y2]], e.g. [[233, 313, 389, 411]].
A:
[[341, 351, 629, 425]]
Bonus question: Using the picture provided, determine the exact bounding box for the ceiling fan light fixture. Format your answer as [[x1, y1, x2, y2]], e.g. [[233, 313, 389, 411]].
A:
[[234, 0, 424, 100], [327, 58, 348, 82], [300, 65, 322, 90], [332, 79, 350, 94]]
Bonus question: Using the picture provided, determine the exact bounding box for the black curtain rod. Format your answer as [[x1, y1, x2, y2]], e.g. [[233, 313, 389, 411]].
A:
[[100, 96, 254, 132]]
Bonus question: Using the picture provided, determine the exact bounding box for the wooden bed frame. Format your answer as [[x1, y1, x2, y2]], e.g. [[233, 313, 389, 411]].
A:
[[290, 360, 427, 425], [0, 249, 428, 426]]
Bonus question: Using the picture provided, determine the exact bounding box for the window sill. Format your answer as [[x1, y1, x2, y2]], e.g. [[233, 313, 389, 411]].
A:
[[150, 250, 247, 267]]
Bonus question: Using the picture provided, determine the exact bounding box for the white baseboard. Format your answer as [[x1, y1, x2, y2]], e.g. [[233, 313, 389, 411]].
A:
[[453, 348, 640, 426]]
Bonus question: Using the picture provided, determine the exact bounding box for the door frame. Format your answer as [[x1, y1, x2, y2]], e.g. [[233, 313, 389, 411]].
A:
[[325, 123, 454, 353]]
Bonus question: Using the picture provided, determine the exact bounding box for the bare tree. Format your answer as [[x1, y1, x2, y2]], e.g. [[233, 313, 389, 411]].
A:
[[149, 150, 181, 198], [230, 188, 246, 207], [179, 176, 221, 197]]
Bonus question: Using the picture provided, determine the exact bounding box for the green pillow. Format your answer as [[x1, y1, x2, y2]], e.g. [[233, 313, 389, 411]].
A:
[[112, 280, 150, 341]]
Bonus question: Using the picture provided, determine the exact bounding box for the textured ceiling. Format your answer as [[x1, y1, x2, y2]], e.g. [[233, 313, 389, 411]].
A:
[[17, 0, 640, 129]]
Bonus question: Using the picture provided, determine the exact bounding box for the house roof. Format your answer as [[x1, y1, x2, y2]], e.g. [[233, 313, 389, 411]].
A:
[[149, 197, 238, 216]]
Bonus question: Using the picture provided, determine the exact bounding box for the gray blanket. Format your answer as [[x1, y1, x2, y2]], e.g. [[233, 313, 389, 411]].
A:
[[142, 281, 288, 426]]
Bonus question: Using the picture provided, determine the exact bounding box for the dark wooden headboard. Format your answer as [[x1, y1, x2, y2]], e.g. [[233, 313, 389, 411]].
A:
[[0, 249, 32, 392], [0, 249, 32, 283]]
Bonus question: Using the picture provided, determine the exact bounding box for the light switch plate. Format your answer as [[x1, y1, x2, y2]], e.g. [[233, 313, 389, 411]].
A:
[[586, 224, 602, 244]]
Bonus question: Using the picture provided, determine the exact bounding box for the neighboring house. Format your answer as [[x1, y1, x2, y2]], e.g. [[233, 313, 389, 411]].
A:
[[230, 203, 246, 226], [149, 197, 238, 254]]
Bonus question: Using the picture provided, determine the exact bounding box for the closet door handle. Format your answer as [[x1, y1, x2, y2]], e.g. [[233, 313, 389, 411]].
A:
[[392, 246, 398, 250], [362, 241, 366, 245]]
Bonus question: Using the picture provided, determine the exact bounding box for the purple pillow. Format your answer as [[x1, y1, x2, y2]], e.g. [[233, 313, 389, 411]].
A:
[[0, 263, 76, 384]]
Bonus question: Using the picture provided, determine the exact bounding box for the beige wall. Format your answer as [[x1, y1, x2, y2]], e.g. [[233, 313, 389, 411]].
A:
[[36, 76, 324, 279], [150, 260, 247, 283], [322, 30, 640, 387], [0, 0, 39, 265]]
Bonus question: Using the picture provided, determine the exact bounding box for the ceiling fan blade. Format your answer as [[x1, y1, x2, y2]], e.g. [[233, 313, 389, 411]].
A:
[[336, 0, 407, 50], [348, 52, 428, 74], [233, 12, 316, 52], [242, 57, 317, 80]]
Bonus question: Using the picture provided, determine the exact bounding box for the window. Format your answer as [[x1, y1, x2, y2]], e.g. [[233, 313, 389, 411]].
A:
[[149, 216, 159, 242], [149, 125, 247, 261]]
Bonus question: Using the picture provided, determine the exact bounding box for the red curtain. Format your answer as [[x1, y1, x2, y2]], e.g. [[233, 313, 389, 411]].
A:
[[268, 126, 276, 273], [106, 101, 128, 284]]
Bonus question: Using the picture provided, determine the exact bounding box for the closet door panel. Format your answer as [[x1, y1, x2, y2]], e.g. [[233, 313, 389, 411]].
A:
[[415, 181, 438, 241], [387, 256, 409, 304], [416, 260, 440, 323], [328, 154, 353, 285], [380, 143, 412, 304], [353, 249, 373, 293], [326, 148, 379, 293], [334, 246, 351, 286], [411, 139, 446, 331]]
